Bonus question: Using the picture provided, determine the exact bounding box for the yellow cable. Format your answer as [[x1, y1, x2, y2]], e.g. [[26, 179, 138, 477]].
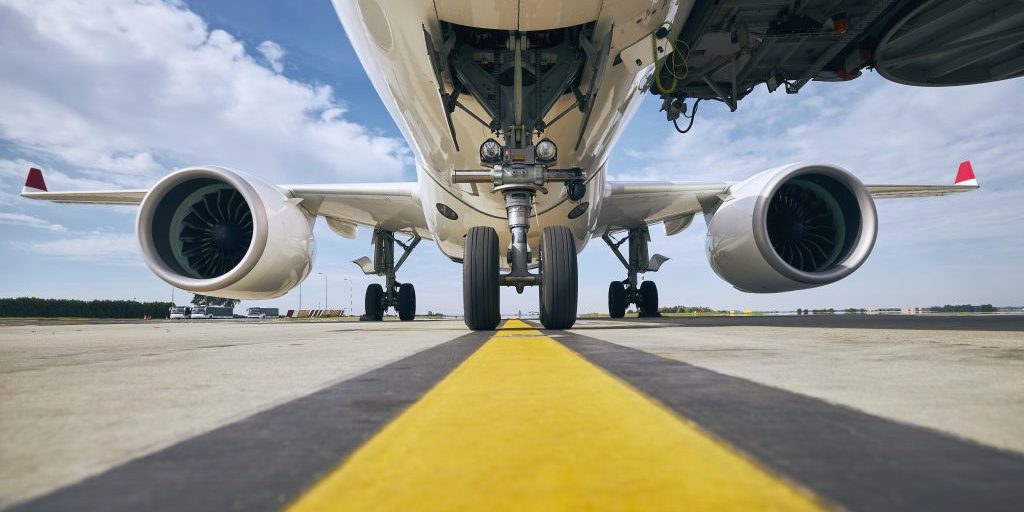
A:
[[652, 29, 690, 94]]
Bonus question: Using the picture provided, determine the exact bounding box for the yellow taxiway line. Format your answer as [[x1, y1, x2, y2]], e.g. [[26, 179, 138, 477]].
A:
[[287, 319, 824, 511]]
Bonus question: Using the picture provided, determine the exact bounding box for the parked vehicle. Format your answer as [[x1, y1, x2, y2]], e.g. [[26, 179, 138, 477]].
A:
[[169, 306, 192, 319], [246, 307, 279, 319], [191, 305, 233, 319]]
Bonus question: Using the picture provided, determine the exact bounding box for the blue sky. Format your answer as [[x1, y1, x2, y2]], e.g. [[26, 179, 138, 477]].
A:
[[1, 0, 1021, 315]]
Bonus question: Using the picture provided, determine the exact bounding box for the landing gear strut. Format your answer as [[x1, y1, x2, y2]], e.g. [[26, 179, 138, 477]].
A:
[[461, 189, 579, 331], [438, 22, 601, 331], [353, 229, 420, 321], [603, 226, 667, 318]]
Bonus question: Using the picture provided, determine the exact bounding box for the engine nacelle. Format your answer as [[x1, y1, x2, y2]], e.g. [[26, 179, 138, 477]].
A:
[[705, 163, 877, 293], [137, 166, 314, 299]]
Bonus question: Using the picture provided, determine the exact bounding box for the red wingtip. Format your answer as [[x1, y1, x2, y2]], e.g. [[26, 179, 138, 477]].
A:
[[25, 167, 48, 191], [954, 161, 975, 184]]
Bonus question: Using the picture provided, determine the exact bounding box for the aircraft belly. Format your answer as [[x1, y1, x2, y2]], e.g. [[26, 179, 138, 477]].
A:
[[335, 0, 689, 174], [334, 0, 692, 254], [420, 166, 605, 268], [434, 0, 603, 31]]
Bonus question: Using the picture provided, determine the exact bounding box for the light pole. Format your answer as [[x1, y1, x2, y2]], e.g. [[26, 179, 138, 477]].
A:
[[317, 272, 328, 311], [342, 277, 353, 316], [298, 282, 302, 315]]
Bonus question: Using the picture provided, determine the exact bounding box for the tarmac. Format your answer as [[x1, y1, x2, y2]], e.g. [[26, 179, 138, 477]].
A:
[[2, 315, 1023, 510]]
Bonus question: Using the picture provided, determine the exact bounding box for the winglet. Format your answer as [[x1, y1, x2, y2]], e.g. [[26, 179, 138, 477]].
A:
[[23, 167, 48, 193], [954, 161, 978, 187]]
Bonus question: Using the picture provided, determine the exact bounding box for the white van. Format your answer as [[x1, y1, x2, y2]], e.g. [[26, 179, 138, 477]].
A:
[[169, 306, 192, 319]]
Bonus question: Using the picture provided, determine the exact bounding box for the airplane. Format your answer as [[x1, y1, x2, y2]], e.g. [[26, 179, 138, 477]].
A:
[[21, 0, 1017, 330]]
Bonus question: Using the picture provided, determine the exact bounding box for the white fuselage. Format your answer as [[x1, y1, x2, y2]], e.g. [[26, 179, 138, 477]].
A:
[[333, 0, 693, 264]]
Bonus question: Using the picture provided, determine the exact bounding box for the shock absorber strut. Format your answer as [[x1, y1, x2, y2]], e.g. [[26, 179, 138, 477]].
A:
[[503, 189, 535, 292]]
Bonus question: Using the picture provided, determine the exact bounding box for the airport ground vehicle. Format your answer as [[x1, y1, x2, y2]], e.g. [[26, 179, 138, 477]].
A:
[[246, 307, 279, 319], [22, 0, 1009, 330], [190, 306, 234, 319], [168, 306, 192, 319]]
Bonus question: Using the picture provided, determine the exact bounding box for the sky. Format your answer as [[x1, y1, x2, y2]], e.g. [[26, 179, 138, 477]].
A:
[[0, 0, 1021, 315]]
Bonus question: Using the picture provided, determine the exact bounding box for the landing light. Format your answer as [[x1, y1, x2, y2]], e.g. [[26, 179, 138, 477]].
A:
[[480, 139, 502, 164], [536, 139, 557, 163]]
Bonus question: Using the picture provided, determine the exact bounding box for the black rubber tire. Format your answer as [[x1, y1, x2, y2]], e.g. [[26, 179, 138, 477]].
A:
[[540, 225, 578, 329], [364, 283, 384, 321], [397, 283, 416, 321], [608, 281, 626, 318], [463, 226, 500, 330], [638, 280, 659, 318]]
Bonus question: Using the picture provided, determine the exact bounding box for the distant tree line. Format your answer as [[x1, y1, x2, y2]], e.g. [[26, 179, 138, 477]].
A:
[[659, 305, 717, 314], [796, 308, 837, 315], [0, 297, 173, 319], [793, 305, 997, 314], [929, 304, 995, 313]]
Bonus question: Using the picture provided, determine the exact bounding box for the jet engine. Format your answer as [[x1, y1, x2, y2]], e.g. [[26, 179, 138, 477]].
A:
[[705, 163, 877, 293], [136, 166, 314, 299]]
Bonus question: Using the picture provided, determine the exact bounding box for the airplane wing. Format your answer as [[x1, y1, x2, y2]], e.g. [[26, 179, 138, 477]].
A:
[[284, 182, 428, 239], [865, 161, 980, 199], [19, 168, 148, 204], [596, 181, 728, 235], [19, 167, 428, 238], [600, 161, 980, 234]]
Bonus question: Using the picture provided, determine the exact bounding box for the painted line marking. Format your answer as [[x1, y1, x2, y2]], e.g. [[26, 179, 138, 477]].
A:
[[10, 331, 492, 512], [287, 319, 823, 511]]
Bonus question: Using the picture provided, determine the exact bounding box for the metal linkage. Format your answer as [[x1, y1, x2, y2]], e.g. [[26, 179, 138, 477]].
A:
[[602, 227, 651, 305], [379, 230, 421, 302], [452, 166, 585, 187], [355, 229, 421, 309]]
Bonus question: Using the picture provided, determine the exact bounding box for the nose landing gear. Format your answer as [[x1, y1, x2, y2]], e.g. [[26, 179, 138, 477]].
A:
[[461, 192, 579, 331]]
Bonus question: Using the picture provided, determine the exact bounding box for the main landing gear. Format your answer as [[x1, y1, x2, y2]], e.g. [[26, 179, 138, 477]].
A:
[[603, 226, 668, 318], [353, 229, 420, 321]]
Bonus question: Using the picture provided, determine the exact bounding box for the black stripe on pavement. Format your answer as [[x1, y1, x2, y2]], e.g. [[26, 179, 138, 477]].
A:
[[554, 329, 1024, 512], [11, 330, 491, 512], [599, 314, 1024, 331]]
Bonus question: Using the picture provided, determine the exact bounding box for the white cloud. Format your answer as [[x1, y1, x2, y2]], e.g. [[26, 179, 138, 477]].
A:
[[616, 74, 1024, 186], [0, 212, 66, 232], [257, 40, 285, 73], [14, 231, 138, 261], [0, 0, 410, 187]]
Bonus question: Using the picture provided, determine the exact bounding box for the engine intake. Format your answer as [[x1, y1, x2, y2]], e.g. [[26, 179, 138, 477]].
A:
[[155, 179, 254, 279], [706, 163, 877, 293], [137, 166, 314, 299]]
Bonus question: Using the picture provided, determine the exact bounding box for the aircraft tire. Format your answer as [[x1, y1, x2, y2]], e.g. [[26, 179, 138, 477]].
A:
[[463, 226, 500, 330], [397, 282, 416, 321], [365, 283, 384, 321], [608, 281, 626, 318], [638, 280, 659, 318], [539, 225, 578, 329]]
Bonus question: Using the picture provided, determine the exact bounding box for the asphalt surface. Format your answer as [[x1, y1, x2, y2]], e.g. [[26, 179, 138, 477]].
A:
[[612, 313, 1024, 331], [2, 315, 1023, 510]]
